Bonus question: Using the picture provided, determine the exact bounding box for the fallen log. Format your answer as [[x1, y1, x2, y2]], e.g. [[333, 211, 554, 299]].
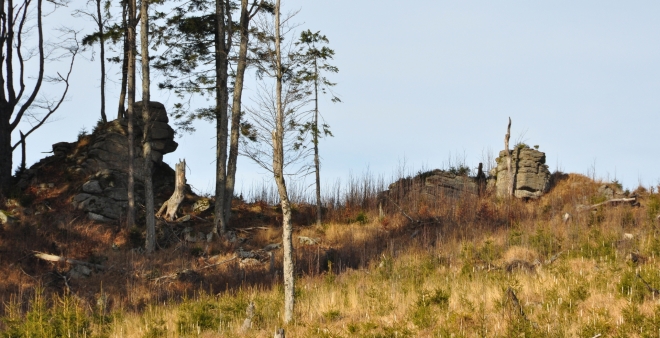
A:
[[577, 197, 638, 212], [33, 251, 105, 270]]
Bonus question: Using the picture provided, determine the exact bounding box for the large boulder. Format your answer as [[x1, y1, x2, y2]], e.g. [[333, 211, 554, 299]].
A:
[[490, 146, 551, 199]]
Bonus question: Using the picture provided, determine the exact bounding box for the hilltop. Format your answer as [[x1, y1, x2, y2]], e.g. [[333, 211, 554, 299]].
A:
[[0, 122, 659, 336]]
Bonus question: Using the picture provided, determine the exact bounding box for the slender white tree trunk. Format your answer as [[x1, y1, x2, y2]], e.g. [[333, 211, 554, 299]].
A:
[[273, 0, 295, 323], [141, 0, 155, 253]]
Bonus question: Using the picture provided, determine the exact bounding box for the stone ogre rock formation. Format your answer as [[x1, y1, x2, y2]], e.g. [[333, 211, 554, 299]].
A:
[[70, 101, 179, 221], [17, 101, 182, 222], [490, 146, 551, 199]]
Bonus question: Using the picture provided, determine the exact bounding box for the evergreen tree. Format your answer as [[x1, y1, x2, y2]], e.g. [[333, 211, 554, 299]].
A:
[[295, 29, 340, 225]]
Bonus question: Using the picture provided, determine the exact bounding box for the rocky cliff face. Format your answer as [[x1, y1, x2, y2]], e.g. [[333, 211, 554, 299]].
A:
[[490, 146, 551, 199], [17, 101, 181, 222]]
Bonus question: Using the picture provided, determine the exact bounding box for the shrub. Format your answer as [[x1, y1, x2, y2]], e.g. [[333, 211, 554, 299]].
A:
[[177, 298, 221, 336], [2, 291, 90, 338]]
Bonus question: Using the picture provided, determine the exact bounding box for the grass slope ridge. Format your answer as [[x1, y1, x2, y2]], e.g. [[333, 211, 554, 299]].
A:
[[2, 170, 660, 337]]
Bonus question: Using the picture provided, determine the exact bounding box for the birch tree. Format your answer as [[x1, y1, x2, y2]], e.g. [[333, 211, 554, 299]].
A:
[[240, 2, 303, 323], [273, 0, 294, 322]]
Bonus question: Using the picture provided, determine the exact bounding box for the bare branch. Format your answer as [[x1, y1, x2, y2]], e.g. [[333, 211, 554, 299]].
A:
[[12, 30, 78, 149]]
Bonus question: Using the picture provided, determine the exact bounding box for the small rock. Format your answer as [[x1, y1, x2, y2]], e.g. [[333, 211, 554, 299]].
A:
[[82, 180, 103, 194], [88, 212, 114, 222], [263, 242, 282, 251], [68, 265, 92, 279], [237, 248, 256, 259], [240, 258, 261, 267], [562, 213, 571, 223], [298, 236, 320, 245]]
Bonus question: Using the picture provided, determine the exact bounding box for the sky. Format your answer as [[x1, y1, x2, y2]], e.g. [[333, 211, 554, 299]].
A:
[[13, 0, 660, 197]]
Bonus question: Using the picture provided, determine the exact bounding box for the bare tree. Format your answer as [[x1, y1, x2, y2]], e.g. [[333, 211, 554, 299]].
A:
[[125, 0, 137, 228], [212, 0, 231, 235], [273, 0, 294, 322], [241, 1, 301, 323], [504, 117, 514, 198], [223, 0, 268, 229], [141, 0, 155, 253], [74, 0, 111, 123], [0, 0, 78, 195]]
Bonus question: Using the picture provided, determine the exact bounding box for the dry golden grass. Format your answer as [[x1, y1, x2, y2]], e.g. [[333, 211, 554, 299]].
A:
[[3, 172, 660, 337]]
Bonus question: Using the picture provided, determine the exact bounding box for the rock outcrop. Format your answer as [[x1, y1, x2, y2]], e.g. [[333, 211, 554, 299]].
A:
[[490, 146, 551, 199], [381, 169, 482, 203], [17, 101, 182, 222]]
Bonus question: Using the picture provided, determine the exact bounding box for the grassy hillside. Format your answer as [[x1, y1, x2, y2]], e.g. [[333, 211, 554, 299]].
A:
[[1, 170, 659, 337]]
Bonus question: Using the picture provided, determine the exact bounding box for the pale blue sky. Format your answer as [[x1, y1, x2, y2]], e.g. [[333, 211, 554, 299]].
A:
[[15, 1, 660, 196]]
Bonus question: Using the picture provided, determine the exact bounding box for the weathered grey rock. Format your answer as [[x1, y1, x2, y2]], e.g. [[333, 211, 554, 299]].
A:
[[104, 187, 128, 201], [82, 180, 103, 194], [56, 102, 184, 221], [490, 146, 551, 199], [381, 169, 482, 204], [52, 142, 74, 156], [73, 194, 122, 220], [88, 212, 114, 222], [598, 184, 623, 199], [425, 171, 479, 196], [298, 236, 320, 245], [68, 264, 92, 279], [84, 102, 177, 178]]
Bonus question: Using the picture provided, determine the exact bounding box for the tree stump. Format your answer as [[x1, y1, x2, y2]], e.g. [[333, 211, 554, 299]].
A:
[[156, 159, 186, 220]]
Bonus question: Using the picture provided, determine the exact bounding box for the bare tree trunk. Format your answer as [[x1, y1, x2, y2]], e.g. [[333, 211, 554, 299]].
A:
[[223, 0, 251, 227], [273, 0, 294, 323], [96, 0, 107, 123], [0, 115, 10, 195], [213, 0, 230, 235], [156, 159, 186, 220], [19, 131, 25, 172], [125, 0, 137, 229], [505, 117, 513, 198], [313, 58, 322, 225], [141, 0, 155, 254], [117, 0, 128, 120]]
